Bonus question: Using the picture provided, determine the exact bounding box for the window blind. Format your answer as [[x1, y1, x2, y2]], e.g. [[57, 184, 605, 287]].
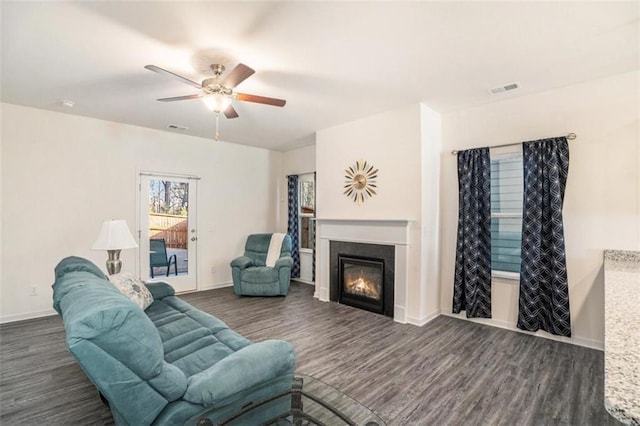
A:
[[491, 153, 523, 274]]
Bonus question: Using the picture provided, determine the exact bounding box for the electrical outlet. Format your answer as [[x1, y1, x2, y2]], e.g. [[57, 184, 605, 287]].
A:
[[29, 286, 37, 296]]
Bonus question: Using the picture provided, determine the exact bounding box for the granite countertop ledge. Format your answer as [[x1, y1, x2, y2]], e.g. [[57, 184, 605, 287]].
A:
[[604, 250, 640, 425]]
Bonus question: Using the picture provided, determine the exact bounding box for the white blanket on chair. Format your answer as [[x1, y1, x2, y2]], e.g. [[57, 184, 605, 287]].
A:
[[265, 233, 286, 267]]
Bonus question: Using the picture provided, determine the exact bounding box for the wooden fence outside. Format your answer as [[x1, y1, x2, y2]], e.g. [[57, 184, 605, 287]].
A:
[[149, 213, 188, 249]]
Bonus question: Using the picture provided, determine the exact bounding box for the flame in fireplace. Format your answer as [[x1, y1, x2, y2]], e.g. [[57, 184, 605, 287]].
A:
[[346, 275, 381, 299]]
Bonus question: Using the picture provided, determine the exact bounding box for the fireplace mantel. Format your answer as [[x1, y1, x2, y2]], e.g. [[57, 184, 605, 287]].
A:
[[315, 218, 412, 323], [315, 218, 414, 246], [315, 218, 415, 222]]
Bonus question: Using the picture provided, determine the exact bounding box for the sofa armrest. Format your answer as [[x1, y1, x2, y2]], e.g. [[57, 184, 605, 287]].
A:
[[183, 340, 296, 406], [274, 256, 293, 269], [144, 281, 175, 300], [230, 256, 254, 270]]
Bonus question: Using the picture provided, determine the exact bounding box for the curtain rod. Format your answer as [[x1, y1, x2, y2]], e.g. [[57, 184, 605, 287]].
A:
[[286, 171, 315, 178], [450, 132, 576, 156], [139, 171, 201, 180]]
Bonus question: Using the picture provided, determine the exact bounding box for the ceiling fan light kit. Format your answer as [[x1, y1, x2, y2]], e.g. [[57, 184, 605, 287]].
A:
[[202, 93, 233, 112], [145, 62, 286, 141]]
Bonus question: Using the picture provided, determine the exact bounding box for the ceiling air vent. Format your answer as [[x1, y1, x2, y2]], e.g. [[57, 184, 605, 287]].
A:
[[167, 124, 188, 131], [489, 83, 520, 95]]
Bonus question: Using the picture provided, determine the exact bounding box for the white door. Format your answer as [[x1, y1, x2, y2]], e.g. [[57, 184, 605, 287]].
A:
[[138, 173, 198, 293]]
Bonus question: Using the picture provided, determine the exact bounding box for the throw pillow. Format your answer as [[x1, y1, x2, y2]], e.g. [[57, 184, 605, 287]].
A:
[[109, 272, 154, 310]]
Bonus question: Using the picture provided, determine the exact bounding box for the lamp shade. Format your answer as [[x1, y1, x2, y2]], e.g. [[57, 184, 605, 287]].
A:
[[92, 220, 138, 250]]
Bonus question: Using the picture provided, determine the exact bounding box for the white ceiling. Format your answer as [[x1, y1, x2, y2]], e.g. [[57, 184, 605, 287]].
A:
[[2, 1, 638, 151]]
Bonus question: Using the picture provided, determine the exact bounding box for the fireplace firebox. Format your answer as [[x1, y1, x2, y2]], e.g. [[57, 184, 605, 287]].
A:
[[330, 241, 394, 317], [339, 256, 384, 314]]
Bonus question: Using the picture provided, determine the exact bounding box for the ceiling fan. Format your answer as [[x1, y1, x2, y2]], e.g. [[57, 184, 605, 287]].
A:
[[145, 63, 286, 139]]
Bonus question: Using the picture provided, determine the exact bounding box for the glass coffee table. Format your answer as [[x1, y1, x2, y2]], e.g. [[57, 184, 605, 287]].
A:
[[219, 373, 385, 425]]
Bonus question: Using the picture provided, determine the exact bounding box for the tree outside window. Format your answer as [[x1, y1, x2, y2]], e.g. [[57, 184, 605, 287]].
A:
[[299, 178, 315, 250], [149, 180, 189, 216]]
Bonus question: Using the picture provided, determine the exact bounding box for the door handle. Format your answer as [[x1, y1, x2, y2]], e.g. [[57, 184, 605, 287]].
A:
[[191, 237, 197, 242]]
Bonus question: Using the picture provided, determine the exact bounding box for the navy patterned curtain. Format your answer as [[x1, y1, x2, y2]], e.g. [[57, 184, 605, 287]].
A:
[[453, 148, 492, 318], [287, 175, 300, 278], [518, 137, 571, 337]]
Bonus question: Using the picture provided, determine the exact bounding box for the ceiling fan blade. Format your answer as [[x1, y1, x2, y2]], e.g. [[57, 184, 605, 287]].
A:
[[157, 94, 203, 102], [223, 105, 239, 119], [221, 63, 255, 88], [235, 92, 286, 107], [145, 65, 202, 89]]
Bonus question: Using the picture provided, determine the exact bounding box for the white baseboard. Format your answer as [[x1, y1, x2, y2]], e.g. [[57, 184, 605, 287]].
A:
[[292, 278, 315, 286], [199, 281, 233, 291], [314, 290, 329, 301], [407, 309, 441, 327], [1, 308, 57, 324], [442, 313, 604, 351]]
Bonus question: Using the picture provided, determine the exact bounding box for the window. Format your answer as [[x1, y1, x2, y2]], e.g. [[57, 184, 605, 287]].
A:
[[490, 149, 523, 278], [299, 176, 315, 250]]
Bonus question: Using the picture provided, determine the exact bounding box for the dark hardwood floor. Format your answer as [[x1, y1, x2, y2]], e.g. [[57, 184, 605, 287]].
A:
[[1, 282, 618, 425]]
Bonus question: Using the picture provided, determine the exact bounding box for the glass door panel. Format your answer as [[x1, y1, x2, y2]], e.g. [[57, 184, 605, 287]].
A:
[[139, 174, 197, 292]]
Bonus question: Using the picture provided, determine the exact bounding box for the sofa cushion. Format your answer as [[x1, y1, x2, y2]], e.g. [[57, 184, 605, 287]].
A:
[[52, 256, 114, 314], [54, 255, 107, 280], [109, 272, 154, 310], [144, 280, 175, 299], [241, 266, 279, 284], [145, 296, 251, 378], [184, 340, 296, 406], [244, 234, 272, 266]]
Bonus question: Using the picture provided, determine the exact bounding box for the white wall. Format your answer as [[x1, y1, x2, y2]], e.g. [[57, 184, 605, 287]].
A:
[[316, 103, 442, 323], [316, 105, 423, 221], [439, 70, 640, 349], [282, 143, 316, 177], [279, 143, 316, 232], [0, 108, 3, 312], [1, 103, 281, 322], [420, 105, 443, 322]]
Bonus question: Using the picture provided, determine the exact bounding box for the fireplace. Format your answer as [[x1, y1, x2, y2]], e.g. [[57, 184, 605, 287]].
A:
[[339, 255, 384, 314], [330, 241, 394, 317]]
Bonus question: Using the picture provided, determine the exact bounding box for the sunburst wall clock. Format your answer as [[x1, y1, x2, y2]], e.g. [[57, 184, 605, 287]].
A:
[[344, 159, 378, 205]]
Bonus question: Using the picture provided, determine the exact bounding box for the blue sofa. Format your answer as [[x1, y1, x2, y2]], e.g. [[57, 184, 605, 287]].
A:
[[230, 234, 293, 296], [52, 256, 296, 425]]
